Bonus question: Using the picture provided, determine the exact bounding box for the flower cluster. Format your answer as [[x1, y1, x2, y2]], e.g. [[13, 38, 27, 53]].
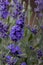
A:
[[34, 0, 43, 17], [0, 0, 25, 42], [10, 1, 25, 42], [2, 44, 27, 65], [37, 49, 43, 59], [5, 55, 17, 65], [10, 25, 24, 42], [16, 12, 25, 28], [12, 1, 23, 19], [0, 21, 9, 38], [0, 0, 10, 19], [0, 0, 27, 65], [7, 44, 22, 55]]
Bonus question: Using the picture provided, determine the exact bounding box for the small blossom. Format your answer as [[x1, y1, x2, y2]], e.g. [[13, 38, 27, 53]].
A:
[[31, 28, 37, 34], [7, 44, 22, 55], [12, 10, 21, 18], [30, 46, 34, 50], [34, 0, 43, 17], [21, 62, 27, 65], [16, 3, 23, 11], [0, 21, 9, 38], [37, 49, 43, 59], [16, 19, 24, 28], [10, 25, 24, 42], [1, 10, 9, 19], [6, 55, 17, 65], [12, 3, 23, 18], [0, 0, 10, 18]]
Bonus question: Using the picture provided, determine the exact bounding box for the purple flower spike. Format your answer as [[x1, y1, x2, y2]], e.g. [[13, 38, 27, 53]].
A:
[[7, 44, 22, 56], [6, 55, 17, 65], [10, 25, 24, 42]]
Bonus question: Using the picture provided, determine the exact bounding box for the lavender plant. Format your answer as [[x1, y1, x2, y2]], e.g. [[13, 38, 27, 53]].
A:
[[0, 0, 43, 65]]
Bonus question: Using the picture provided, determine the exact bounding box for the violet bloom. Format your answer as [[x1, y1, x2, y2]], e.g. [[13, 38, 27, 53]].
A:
[[34, 0, 43, 17], [37, 49, 43, 59], [10, 25, 24, 42], [0, 0, 10, 18], [12, 10, 21, 18], [6, 55, 17, 65], [6, 56, 11, 63], [0, 21, 9, 38], [7, 44, 16, 53], [16, 19, 24, 28], [1, 10, 9, 19], [7, 44, 22, 55], [16, 3, 23, 11], [21, 62, 27, 65], [31, 28, 37, 35], [12, 2, 23, 18], [16, 12, 25, 28]]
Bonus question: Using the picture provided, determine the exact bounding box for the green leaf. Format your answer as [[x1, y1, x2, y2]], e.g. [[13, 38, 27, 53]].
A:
[[28, 34, 33, 41], [0, 38, 2, 43]]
